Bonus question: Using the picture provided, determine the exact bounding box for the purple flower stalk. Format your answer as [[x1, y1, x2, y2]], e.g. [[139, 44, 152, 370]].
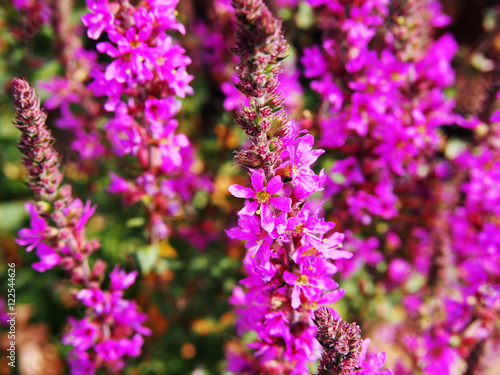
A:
[[225, 1, 390, 374], [82, 0, 212, 245], [301, 0, 460, 228], [25, 0, 109, 162], [296, 2, 499, 373], [12, 78, 150, 375]]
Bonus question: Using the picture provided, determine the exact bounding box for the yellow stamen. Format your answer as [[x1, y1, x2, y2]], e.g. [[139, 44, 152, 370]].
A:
[[297, 275, 309, 285], [256, 191, 270, 203]]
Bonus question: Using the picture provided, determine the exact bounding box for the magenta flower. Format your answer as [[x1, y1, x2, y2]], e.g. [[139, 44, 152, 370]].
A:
[[310, 74, 344, 111], [355, 339, 395, 375], [144, 97, 182, 126], [284, 257, 339, 309], [63, 317, 99, 351], [228, 215, 275, 265], [71, 130, 107, 160], [77, 288, 106, 314], [287, 208, 336, 251], [110, 266, 138, 291], [278, 134, 325, 197], [12, 78, 149, 374], [302, 45, 327, 78], [97, 28, 156, 83], [154, 35, 194, 97], [82, 0, 115, 40], [32, 243, 61, 273], [38, 77, 80, 110], [151, 123, 190, 174], [64, 199, 97, 232], [146, 0, 186, 34], [104, 114, 145, 157], [345, 2, 385, 44], [66, 350, 97, 375], [229, 172, 291, 232], [15, 202, 48, 252]]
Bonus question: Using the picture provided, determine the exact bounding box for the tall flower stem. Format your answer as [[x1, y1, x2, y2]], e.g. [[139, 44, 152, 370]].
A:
[[224, 1, 390, 374], [12, 78, 150, 375]]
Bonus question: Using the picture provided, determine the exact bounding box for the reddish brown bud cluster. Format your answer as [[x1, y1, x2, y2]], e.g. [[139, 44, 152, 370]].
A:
[[313, 307, 363, 375], [231, 0, 291, 175], [12, 78, 101, 282], [12, 78, 66, 204]]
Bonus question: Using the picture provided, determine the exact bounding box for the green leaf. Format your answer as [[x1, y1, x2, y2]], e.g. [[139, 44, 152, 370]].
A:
[[0, 201, 27, 232], [136, 243, 159, 274], [126, 217, 146, 228]]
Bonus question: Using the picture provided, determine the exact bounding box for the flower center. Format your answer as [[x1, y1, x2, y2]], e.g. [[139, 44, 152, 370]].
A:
[[256, 191, 270, 203], [297, 275, 309, 285]]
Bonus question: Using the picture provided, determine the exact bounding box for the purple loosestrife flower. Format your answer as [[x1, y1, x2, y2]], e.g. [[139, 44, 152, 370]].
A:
[[82, 0, 211, 245], [284, 259, 339, 309], [229, 172, 291, 232], [97, 27, 157, 83], [15, 202, 49, 252], [295, 8, 469, 345], [302, 0, 458, 226], [37, 0, 108, 162], [226, 214, 274, 262], [12, 78, 149, 375], [276, 134, 326, 198], [224, 1, 380, 374], [403, 122, 500, 373], [82, 0, 115, 39], [299, 2, 500, 371], [31, 243, 62, 272]]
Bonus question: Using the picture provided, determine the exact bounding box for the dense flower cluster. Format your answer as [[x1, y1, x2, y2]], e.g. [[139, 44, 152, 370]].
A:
[[395, 118, 500, 374], [62, 266, 150, 374], [12, 78, 150, 375], [225, 1, 390, 373], [80, 0, 210, 243], [18, 0, 108, 162], [302, 0, 459, 227], [296, 1, 500, 373]]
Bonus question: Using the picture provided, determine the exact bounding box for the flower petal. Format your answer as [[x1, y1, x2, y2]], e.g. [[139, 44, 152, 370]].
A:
[[250, 172, 264, 192], [266, 176, 284, 194], [228, 184, 256, 199], [319, 289, 345, 304], [269, 196, 292, 212], [239, 201, 259, 216], [291, 285, 301, 309], [283, 271, 298, 285], [323, 249, 353, 260], [260, 203, 274, 232]]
